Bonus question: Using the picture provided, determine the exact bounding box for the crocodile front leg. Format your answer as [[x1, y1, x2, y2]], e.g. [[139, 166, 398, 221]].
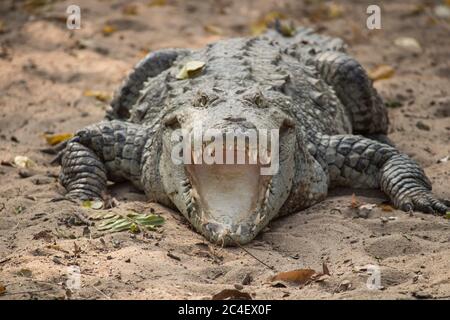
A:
[[308, 134, 448, 214], [56, 120, 149, 200]]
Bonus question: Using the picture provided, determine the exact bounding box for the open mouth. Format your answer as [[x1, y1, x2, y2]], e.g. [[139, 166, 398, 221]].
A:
[[181, 148, 274, 245], [163, 120, 296, 245]]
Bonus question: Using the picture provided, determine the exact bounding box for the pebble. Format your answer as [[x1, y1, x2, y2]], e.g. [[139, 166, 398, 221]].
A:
[[416, 121, 430, 131], [234, 284, 243, 290]]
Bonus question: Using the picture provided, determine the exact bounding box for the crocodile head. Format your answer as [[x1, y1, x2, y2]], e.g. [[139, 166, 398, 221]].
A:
[[159, 89, 296, 245]]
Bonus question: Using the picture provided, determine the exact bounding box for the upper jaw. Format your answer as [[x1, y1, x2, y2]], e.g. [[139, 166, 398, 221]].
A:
[[174, 138, 294, 245]]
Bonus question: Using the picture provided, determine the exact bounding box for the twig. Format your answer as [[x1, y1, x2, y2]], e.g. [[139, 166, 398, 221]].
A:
[[92, 286, 111, 300], [0, 256, 12, 265], [226, 235, 275, 271], [1, 288, 53, 296], [73, 211, 93, 226]]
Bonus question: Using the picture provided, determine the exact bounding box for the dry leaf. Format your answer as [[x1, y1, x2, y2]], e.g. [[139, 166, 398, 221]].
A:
[[275, 20, 296, 37], [84, 90, 111, 102], [271, 269, 316, 285], [46, 244, 69, 253], [434, 5, 450, 19], [102, 24, 117, 36], [17, 268, 33, 278], [350, 193, 360, 208], [44, 133, 73, 146], [204, 24, 223, 35], [73, 243, 81, 256], [212, 289, 252, 300], [326, 2, 344, 19], [368, 65, 395, 81], [322, 262, 330, 276], [0, 283, 6, 295], [148, 0, 167, 7], [13, 156, 36, 169], [176, 61, 205, 80], [310, 2, 344, 21], [379, 203, 394, 212], [0, 20, 5, 33], [250, 11, 285, 36], [122, 4, 138, 16], [32, 230, 53, 242], [23, 0, 52, 11], [394, 37, 422, 53]]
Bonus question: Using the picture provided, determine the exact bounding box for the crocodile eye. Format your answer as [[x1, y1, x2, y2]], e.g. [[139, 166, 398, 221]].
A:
[[193, 92, 218, 108], [244, 91, 266, 108], [192, 92, 208, 108]]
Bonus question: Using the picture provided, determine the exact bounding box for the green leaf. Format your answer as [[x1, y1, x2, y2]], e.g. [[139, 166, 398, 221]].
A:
[[82, 200, 104, 210], [445, 212, 450, 219], [92, 212, 165, 233]]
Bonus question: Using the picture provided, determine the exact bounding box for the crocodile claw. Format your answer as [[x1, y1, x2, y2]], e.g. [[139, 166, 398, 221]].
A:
[[399, 191, 448, 215]]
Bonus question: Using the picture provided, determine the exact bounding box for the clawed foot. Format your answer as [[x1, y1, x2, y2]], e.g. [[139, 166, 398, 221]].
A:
[[397, 190, 448, 215]]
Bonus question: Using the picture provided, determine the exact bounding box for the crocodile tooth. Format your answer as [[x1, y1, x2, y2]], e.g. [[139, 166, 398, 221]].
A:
[[254, 212, 262, 225], [265, 187, 271, 200], [306, 77, 321, 87], [192, 149, 202, 164], [236, 225, 242, 236]]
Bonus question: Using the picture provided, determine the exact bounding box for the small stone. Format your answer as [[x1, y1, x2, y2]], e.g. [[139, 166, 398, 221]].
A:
[[434, 5, 450, 19], [234, 284, 244, 290], [125, 258, 131, 263], [242, 273, 252, 285], [338, 280, 352, 292], [416, 121, 430, 131], [412, 291, 433, 299], [271, 281, 287, 288], [357, 204, 376, 218], [394, 37, 422, 53], [18, 169, 34, 178]]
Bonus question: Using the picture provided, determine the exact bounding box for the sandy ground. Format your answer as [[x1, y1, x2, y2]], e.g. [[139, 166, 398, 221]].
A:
[[0, 0, 449, 300]]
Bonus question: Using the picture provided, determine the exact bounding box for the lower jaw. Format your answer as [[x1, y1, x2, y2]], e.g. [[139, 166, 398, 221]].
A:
[[182, 164, 274, 245]]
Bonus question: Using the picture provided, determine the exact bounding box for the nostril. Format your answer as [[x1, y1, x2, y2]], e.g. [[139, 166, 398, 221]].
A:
[[280, 118, 295, 134]]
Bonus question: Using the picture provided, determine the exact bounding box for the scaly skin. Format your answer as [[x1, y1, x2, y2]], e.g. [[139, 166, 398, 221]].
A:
[[56, 27, 448, 245]]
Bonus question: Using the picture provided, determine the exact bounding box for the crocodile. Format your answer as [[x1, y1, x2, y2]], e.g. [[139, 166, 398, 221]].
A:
[[55, 27, 448, 245]]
